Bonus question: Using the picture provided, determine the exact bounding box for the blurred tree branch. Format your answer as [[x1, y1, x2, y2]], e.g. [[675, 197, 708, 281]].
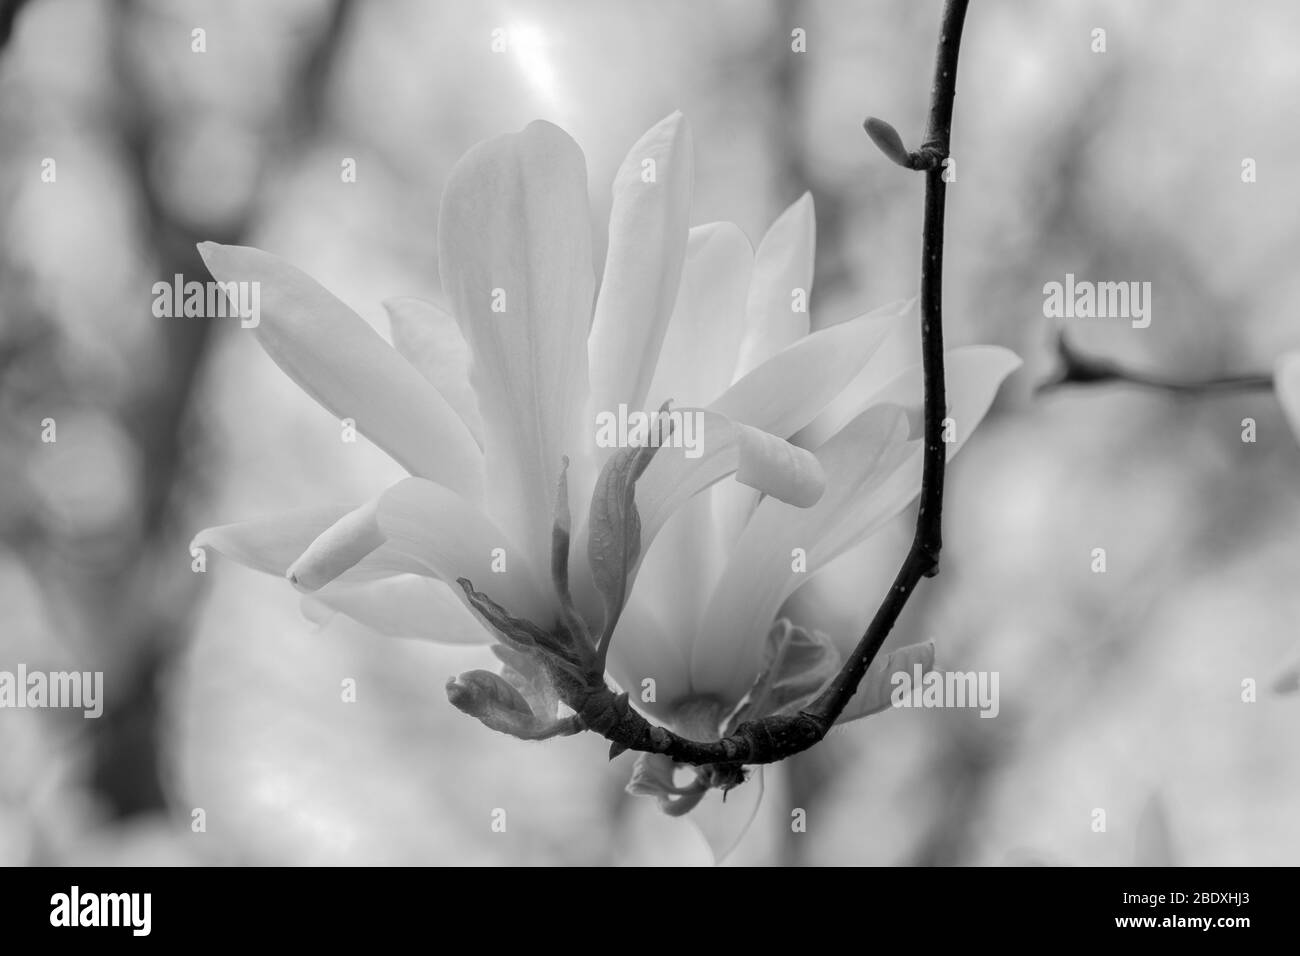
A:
[[1038, 332, 1272, 396], [0, 0, 30, 52], [84, 0, 354, 819]]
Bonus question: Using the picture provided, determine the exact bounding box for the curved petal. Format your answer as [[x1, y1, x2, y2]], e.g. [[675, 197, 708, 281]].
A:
[[1275, 350, 1300, 444], [710, 302, 909, 438], [193, 504, 427, 584], [605, 596, 692, 721], [286, 500, 384, 591], [583, 413, 825, 678], [837, 640, 935, 724], [865, 345, 1022, 443], [645, 222, 753, 412], [733, 192, 815, 380], [634, 410, 826, 552], [192, 505, 354, 577], [692, 404, 913, 702], [197, 243, 483, 501], [335, 545, 431, 583], [691, 346, 1021, 702], [383, 297, 484, 448], [437, 120, 595, 578], [621, 493, 725, 663], [713, 300, 912, 553], [589, 111, 694, 421], [687, 767, 765, 866], [303, 574, 491, 644], [635, 223, 754, 647], [375, 477, 553, 626], [792, 298, 916, 449]]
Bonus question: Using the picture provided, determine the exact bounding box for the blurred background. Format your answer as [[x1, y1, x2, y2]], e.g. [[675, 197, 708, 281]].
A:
[[2, 0, 1298, 866]]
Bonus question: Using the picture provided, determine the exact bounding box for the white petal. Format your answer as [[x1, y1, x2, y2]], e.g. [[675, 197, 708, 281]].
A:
[[687, 767, 765, 865], [865, 345, 1022, 435], [286, 500, 385, 592], [836, 640, 936, 723], [691, 345, 1021, 702], [303, 574, 492, 644], [634, 410, 826, 553], [645, 222, 753, 412], [713, 300, 911, 552], [193, 504, 424, 585], [733, 425, 826, 507], [589, 112, 694, 419], [733, 192, 815, 379], [692, 404, 914, 703], [192, 505, 354, 577], [605, 596, 692, 722], [383, 297, 483, 448], [632, 224, 753, 658], [438, 120, 595, 579], [375, 476, 553, 625], [619, 493, 726, 667], [711, 304, 907, 438], [792, 299, 917, 450], [591, 414, 826, 684], [197, 243, 483, 501]]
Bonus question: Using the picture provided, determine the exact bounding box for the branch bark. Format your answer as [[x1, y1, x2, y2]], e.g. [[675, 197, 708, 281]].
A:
[[807, 0, 969, 727], [564, 0, 973, 771]]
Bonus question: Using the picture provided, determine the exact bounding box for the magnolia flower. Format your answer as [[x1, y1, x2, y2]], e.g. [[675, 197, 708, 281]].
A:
[[193, 112, 1020, 854]]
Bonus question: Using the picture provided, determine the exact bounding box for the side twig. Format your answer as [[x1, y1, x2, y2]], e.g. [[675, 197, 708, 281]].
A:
[[1038, 332, 1272, 396]]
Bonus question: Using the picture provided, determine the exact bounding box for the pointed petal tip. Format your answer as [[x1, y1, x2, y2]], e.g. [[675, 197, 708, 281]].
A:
[[655, 109, 689, 134], [194, 240, 247, 271], [189, 523, 276, 568], [784, 190, 815, 220], [977, 344, 1025, 373], [195, 240, 222, 271]]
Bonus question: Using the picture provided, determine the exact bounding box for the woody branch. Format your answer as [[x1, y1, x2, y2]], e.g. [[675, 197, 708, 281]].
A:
[[568, 0, 973, 771]]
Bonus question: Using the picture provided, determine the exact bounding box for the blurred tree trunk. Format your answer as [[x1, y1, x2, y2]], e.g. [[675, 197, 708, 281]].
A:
[[87, 0, 353, 818]]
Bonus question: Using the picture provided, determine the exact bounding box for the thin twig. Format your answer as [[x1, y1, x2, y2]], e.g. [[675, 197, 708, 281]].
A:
[[804, 0, 968, 726], [560, 0, 973, 769], [1038, 332, 1271, 396]]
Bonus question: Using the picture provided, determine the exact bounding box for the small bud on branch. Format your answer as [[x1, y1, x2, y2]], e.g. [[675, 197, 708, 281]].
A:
[[864, 116, 945, 171]]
